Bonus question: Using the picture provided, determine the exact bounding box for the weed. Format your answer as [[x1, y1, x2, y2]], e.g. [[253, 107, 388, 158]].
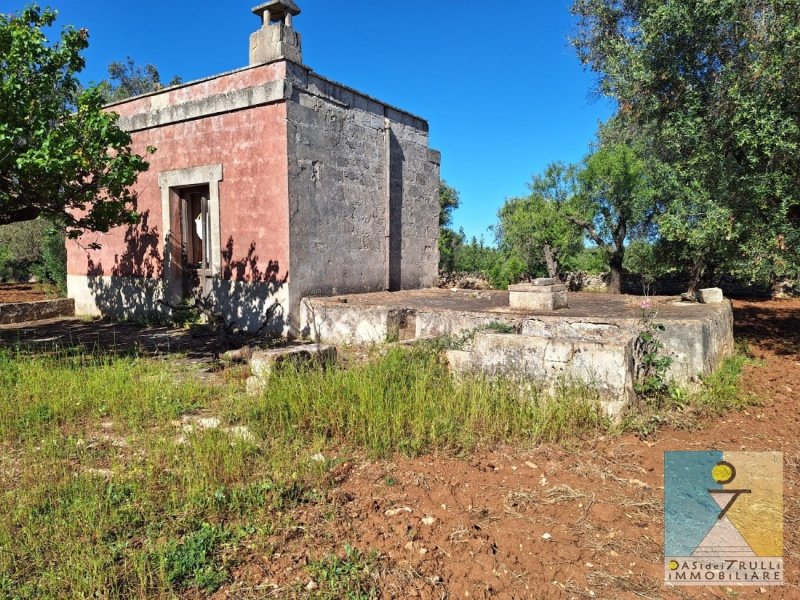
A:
[[693, 351, 758, 415], [632, 299, 673, 406], [160, 522, 232, 592], [429, 321, 518, 351], [623, 349, 756, 437], [235, 345, 608, 456], [308, 544, 381, 599]]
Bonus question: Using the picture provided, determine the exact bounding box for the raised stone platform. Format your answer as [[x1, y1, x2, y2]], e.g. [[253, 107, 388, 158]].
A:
[[301, 289, 735, 417], [0, 298, 75, 325]]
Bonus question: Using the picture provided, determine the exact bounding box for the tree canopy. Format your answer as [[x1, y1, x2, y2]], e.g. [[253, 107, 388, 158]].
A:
[[572, 0, 800, 286], [98, 57, 182, 103], [438, 181, 463, 273], [496, 162, 587, 278], [0, 6, 151, 241]]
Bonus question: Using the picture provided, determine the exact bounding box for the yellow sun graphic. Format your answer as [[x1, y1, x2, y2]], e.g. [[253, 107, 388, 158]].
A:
[[711, 461, 735, 485]]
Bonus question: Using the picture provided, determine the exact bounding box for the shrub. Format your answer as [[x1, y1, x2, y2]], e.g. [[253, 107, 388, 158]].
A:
[[32, 223, 67, 294]]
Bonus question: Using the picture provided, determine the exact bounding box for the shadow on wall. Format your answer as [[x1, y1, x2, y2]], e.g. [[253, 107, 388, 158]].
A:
[[212, 236, 289, 334], [86, 210, 167, 322], [388, 128, 404, 291], [84, 215, 289, 333]]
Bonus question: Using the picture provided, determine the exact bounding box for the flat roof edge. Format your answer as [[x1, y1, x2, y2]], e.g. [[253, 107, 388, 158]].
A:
[[102, 59, 429, 126]]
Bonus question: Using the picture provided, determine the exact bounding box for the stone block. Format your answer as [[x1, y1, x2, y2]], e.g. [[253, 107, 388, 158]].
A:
[[250, 343, 336, 379], [458, 331, 637, 418], [300, 301, 393, 344], [532, 278, 557, 286], [509, 283, 567, 293], [246, 376, 266, 396], [697, 288, 724, 304], [508, 283, 568, 311], [444, 350, 474, 374]]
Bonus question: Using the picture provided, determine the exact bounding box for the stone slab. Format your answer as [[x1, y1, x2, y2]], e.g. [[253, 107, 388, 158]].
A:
[[449, 331, 637, 418], [697, 288, 724, 304], [250, 343, 336, 379], [508, 283, 567, 293]]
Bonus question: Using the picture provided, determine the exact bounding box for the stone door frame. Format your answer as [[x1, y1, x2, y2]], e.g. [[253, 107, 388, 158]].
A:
[[158, 164, 223, 303]]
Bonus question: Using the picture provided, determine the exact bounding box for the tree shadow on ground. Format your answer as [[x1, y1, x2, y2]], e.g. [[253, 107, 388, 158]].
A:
[[733, 299, 800, 356]]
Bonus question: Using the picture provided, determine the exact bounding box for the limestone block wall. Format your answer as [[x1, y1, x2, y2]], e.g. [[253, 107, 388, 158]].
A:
[[448, 331, 637, 418], [285, 62, 440, 330]]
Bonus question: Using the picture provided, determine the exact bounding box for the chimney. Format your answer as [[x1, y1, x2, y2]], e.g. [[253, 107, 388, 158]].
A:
[[249, 0, 302, 65]]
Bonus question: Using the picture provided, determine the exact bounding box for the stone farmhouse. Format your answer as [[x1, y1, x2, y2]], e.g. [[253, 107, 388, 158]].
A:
[[67, 0, 441, 334]]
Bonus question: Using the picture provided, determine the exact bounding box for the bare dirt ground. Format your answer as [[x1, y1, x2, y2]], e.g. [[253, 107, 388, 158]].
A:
[[222, 299, 800, 599], [0, 283, 54, 303]]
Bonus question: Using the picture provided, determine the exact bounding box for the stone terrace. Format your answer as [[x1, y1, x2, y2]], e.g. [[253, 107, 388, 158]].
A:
[[301, 289, 735, 417]]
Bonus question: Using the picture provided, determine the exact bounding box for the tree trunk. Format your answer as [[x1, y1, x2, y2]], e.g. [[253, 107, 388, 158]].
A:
[[687, 259, 705, 293], [608, 251, 624, 294], [542, 243, 559, 279]]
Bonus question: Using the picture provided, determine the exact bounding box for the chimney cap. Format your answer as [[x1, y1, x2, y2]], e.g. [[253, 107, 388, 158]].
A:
[[252, 0, 301, 21]]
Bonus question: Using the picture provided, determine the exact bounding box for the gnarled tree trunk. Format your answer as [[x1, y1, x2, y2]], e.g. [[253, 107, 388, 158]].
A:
[[542, 243, 559, 279]]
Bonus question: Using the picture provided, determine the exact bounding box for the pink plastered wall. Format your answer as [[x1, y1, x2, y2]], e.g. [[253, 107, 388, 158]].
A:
[[109, 62, 286, 118], [67, 64, 290, 286]]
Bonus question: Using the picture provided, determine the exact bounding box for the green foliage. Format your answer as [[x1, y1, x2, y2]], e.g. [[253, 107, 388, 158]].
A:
[[438, 181, 463, 272], [161, 523, 231, 592], [451, 233, 495, 272], [0, 220, 50, 280], [570, 246, 608, 275], [0, 6, 151, 240], [633, 301, 673, 404], [0, 243, 12, 281], [572, 0, 800, 287], [623, 349, 756, 438], [486, 252, 527, 288], [495, 162, 588, 278], [31, 222, 67, 293], [308, 544, 380, 599], [693, 351, 758, 416], [575, 141, 658, 292], [98, 56, 182, 103]]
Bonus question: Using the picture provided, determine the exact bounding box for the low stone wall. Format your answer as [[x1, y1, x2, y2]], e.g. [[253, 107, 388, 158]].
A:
[[447, 330, 637, 418], [301, 290, 736, 419], [300, 300, 394, 345], [0, 298, 75, 325]]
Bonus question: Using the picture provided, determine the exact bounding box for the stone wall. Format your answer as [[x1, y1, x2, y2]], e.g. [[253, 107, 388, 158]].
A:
[[0, 298, 75, 325], [448, 331, 637, 418], [286, 62, 440, 331]]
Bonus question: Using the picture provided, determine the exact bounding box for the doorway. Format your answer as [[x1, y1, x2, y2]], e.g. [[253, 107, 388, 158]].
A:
[[179, 185, 212, 299]]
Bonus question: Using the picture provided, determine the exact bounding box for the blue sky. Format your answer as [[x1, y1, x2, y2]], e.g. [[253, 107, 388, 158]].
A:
[[4, 0, 614, 242]]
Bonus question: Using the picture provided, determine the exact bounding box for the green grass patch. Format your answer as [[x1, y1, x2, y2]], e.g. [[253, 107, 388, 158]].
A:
[[307, 544, 381, 599], [229, 345, 609, 456], [692, 350, 758, 415], [622, 347, 758, 437], [0, 343, 609, 597], [160, 522, 232, 593]]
